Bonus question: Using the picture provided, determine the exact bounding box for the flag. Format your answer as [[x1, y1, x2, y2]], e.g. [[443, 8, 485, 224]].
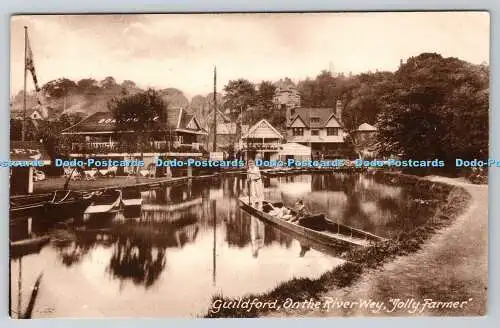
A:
[[25, 30, 43, 106]]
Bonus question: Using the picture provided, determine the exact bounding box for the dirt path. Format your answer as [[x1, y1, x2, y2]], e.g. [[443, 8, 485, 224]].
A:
[[268, 177, 488, 317]]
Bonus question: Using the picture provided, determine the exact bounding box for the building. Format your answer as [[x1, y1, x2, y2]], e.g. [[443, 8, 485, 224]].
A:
[[278, 142, 311, 162], [354, 123, 378, 158], [286, 100, 354, 159], [273, 85, 301, 110], [202, 109, 248, 154], [10, 141, 51, 194], [60, 108, 208, 173], [241, 119, 284, 161]]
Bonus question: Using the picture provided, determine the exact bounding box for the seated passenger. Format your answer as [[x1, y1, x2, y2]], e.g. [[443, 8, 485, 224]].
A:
[[290, 200, 310, 223]]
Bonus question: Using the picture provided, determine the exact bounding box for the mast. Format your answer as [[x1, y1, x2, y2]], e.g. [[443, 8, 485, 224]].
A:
[[212, 66, 217, 152], [22, 26, 27, 141]]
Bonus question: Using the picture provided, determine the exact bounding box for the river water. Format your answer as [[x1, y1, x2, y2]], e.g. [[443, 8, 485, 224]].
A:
[[10, 173, 434, 318]]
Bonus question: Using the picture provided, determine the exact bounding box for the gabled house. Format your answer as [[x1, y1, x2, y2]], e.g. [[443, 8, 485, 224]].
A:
[[241, 119, 284, 161], [286, 101, 353, 158]]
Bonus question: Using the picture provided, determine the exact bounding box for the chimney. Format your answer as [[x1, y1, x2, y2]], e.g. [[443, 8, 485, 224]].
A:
[[335, 100, 342, 123]]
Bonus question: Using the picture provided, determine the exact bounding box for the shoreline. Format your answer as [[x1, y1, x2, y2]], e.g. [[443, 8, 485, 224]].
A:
[[205, 172, 479, 318]]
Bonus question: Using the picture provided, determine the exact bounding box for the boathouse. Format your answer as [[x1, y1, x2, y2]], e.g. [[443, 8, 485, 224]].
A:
[[241, 119, 284, 161], [60, 108, 208, 173]]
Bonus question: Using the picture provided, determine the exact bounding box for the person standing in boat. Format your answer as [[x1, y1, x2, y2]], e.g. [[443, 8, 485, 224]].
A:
[[247, 159, 264, 208]]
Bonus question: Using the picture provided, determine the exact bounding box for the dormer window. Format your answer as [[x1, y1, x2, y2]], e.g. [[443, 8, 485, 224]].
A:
[[310, 117, 320, 123]]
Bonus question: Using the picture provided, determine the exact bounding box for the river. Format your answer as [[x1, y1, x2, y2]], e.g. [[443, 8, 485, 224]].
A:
[[9, 173, 435, 318]]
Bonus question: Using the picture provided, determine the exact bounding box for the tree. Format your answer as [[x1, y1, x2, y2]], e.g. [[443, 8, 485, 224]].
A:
[[297, 70, 337, 108], [376, 53, 489, 166], [222, 79, 257, 137], [77, 78, 100, 94], [42, 78, 77, 99], [256, 81, 276, 111], [109, 89, 167, 175], [100, 76, 118, 89], [223, 79, 257, 118], [159, 88, 189, 109]]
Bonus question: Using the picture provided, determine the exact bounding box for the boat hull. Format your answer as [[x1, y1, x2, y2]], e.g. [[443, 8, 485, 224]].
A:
[[239, 197, 384, 249]]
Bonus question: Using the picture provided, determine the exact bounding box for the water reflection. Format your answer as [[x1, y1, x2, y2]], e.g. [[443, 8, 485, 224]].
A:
[[10, 173, 434, 317]]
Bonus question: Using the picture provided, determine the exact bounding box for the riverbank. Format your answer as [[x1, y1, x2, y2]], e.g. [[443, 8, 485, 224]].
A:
[[27, 173, 228, 195], [206, 173, 482, 318]]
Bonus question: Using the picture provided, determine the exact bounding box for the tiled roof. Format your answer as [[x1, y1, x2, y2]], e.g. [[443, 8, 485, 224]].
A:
[[289, 107, 339, 128], [62, 108, 206, 134]]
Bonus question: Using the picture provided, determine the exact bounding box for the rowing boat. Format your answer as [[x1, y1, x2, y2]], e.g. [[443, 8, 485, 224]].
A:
[[83, 189, 122, 222], [239, 197, 387, 249]]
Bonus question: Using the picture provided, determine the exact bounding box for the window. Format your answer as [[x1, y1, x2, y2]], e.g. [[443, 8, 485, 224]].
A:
[[311, 129, 319, 136], [310, 117, 320, 124], [327, 127, 339, 136], [292, 128, 304, 136]]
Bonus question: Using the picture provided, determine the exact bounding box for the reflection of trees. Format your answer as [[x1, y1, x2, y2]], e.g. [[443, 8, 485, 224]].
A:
[[54, 230, 103, 267], [106, 218, 200, 288], [108, 236, 166, 288]]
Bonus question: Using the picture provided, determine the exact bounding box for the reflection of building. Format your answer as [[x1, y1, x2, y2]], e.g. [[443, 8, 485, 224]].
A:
[[241, 119, 284, 161], [286, 101, 353, 158]]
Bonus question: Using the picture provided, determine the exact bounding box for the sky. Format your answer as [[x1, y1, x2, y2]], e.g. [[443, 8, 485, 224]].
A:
[[10, 12, 490, 99]]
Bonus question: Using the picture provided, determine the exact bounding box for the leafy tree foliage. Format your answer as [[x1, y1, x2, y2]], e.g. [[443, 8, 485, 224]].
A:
[[376, 53, 489, 162], [109, 89, 168, 155], [42, 78, 77, 99], [222, 79, 257, 121]]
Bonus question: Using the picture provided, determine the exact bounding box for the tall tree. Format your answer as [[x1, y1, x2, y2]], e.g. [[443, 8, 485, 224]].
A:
[[376, 53, 489, 164], [223, 79, 257, 138], [256, 81, 277, 111], [109, 89, 167, 172], [42, 78, 77, 99]]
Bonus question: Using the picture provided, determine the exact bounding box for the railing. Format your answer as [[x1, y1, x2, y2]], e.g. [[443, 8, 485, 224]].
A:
[[63, 142, 205, 154], [241, 143, 281, 151]]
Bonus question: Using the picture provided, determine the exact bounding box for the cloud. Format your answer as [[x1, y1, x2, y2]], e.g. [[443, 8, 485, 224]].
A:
[[11, 12, 489, 98]]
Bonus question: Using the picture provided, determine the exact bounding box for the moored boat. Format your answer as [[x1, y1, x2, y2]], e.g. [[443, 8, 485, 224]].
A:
[[83, 189, 122, 221], [239, 197, 387, 249], [43, 190, 92, 219], [121, 188, 143, 217]]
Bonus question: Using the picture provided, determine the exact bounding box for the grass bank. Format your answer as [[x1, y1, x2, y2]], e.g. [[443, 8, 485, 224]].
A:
[[204, 172, 472, 318]]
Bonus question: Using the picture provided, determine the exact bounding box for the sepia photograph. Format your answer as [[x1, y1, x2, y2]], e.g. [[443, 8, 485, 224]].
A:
[[9, 12, 489, 318]]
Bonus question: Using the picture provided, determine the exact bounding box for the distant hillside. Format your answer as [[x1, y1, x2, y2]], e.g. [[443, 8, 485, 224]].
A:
[[10, 77, 194, 119]]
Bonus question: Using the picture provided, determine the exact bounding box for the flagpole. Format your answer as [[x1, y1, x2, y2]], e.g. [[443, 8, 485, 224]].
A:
[[212, 66, 217, 152], [22, 26, 27, 142]]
